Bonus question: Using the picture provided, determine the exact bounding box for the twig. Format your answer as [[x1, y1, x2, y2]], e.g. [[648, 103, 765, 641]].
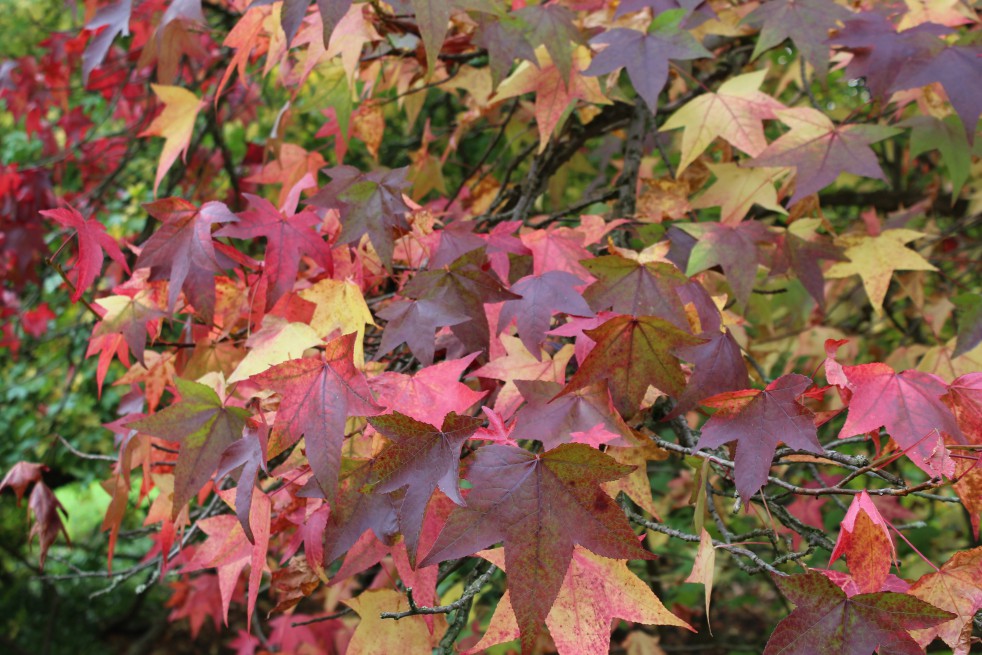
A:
[[379, 563, 497, 620], [291, 607, 354, 627], [55, 434, 117, 462]]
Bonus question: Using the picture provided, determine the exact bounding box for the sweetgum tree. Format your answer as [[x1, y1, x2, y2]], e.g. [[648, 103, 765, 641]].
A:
[[1, 0, 982, 653]]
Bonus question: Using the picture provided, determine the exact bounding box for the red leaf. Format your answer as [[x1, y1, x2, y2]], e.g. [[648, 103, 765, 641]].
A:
[[252, 333, 381, 500], [216, 188, 332, 311], [135, 198, 240, 321], [837, 364, 965, 478], [498, 271, 593, 357], [41, 206, 129, 301], [419, 443, 650, 653]]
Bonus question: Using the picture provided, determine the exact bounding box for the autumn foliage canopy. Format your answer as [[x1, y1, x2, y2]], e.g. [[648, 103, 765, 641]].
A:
[[1, 0, 982, 653]]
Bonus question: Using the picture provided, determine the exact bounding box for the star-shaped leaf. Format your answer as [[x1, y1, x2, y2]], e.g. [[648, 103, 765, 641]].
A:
[[771, 217, 846, 310], [559, 315, 703, 418], [135, 197, 239, 321], [691, 163, 790, 225], [745, 0, 852, 77], [695, 374, 822, 503], [763, 571, 954, 655], [908, 546, 982, 655], [496, 46, 610, 152], [837, 364, 965, 478], [251, 333, 381, 500], [581, 255, 691, 329], [41, 206, 129, 301], [511, 380, 634, 449], [676, 220, 776, 308], [130, 378, 250, 518], [367, 411, 483, 564], [308, 165, 412, 267], [661, 69, 785, 173], [139, 84, 203, 196], [583, 11, 712, 113], [465, 546, 691, 655], [498, 271, 593, 358], [216, 191, 331, 311], [375, 293, 471, 366], [370, 353, 486, 425], [419, 443, 651, 654], [745, 107, 900, 206], [824, 228, 937, 313]]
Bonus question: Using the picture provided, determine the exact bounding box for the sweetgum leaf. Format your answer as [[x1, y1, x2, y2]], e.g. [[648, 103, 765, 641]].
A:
[[308, 165, 411, 268], [908, 546, 982, 655], [321, 459, 399, 565], [419, 443, 650, 653], [764, 571, 954, 655], [367, 411, 483, 564], [251, 333, 381, 500], [130, 378, 250, 519], [511, 380, 634, 449], [837, 364, 965, 478], [402, 250, 520, 355], [581, 255, 690, 329], [216, 192, 331, 311], [583, 12, 712, 113], [559, 314, 703, 418], [135, 197, 239, 321], [746, 107, 899, 206], [696, 374, 822, 503], [745, 0, 852, 77], [498, 271, 593, 357], [468, 546, 692, 655], [41, 206, 129, 302]]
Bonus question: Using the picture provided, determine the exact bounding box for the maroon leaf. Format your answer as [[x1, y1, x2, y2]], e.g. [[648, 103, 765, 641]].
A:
[[677, 220, 775, 308], [28, 481, 70, 569], [419, 443, 650, 653], [367, 411, 483, 564], [745, 0, 852, 77], [829, 9, 950, 101], [402, 250, 520, 355], [764, 571, 954, 655], [512, 380, 634, 449], [583, 15, 711, 113], [0, 462, 47, 505], [216, 422, 269, 544], [135, 198, 239, 321], [498, 271, 593, 358], [581, 255, 690, 329], [375, 293, 471, 366], [745, 107, 900, 206], [308, 165, 411, 268], [320, 459, 400, 565], [696, 374, 822, 502], [559, 314, 704, 418]]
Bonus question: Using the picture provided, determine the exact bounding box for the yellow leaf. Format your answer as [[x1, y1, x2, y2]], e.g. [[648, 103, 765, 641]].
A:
[[825, 229, 937, 313], [299, 279, 375, 367], [684, 528, 717, 634], [140, 84, 202, 196], [467, 547, 691, 655], [227, 317, 321, 382], [345, 589, 434, 655], [692, 162, 789, 225]]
